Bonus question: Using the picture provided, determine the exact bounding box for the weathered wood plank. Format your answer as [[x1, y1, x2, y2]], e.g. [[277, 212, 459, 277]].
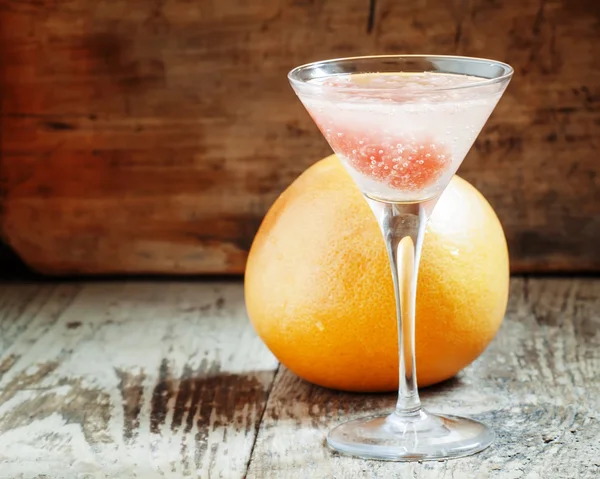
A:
[[247, 278, 600, 478], [0, 282, 278, 478], [1, 279, 598, 477], [1, 0, 599, 275], [0, 283, 81, 355]]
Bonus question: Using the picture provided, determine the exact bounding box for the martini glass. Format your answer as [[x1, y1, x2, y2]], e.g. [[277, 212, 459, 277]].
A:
[[288, 55, 513, 461]]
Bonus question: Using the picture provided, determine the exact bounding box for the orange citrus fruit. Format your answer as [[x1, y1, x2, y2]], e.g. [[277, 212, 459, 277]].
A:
[[245, 155, 509, 392]]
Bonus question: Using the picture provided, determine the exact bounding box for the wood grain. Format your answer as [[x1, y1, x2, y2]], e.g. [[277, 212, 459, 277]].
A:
[[0, 283, 81, 355], [0, 0, 598, 275], [0, 278, 598, 477], [246, 278, 600, 478], [0, 281, 278, 478]]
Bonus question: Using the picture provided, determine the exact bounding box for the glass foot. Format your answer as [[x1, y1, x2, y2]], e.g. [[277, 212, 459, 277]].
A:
[[327, 409, 494, 462]]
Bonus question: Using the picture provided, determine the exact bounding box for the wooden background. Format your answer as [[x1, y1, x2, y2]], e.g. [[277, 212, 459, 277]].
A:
[[0, 0, 599, 276]]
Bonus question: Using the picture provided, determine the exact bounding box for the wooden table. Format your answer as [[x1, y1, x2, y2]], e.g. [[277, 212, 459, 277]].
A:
[[0, 278, 598, 478]]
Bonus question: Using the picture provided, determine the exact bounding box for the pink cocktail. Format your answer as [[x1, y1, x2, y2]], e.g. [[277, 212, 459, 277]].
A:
[[289, 56, 513, 462]]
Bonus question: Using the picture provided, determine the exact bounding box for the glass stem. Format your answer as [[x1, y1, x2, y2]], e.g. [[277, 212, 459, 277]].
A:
[[365, 196, 438, 417]]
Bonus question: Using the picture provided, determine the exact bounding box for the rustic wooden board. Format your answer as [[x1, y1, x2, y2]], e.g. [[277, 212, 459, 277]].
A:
[[0, 281, 279, 478], [247, 277, 600, 478], [0, 0, 598, 275], [0, 278, 598, 477]]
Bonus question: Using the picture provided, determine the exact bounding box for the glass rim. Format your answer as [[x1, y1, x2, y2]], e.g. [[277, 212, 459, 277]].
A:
[[288, 54, 514, 94]]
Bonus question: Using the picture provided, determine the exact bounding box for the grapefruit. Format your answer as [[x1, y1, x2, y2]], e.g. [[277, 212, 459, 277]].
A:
[[245, 155, 509, 392]]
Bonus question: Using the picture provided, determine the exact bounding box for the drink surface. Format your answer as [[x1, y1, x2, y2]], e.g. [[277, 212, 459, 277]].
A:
[[297, 72, 502, 202]]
